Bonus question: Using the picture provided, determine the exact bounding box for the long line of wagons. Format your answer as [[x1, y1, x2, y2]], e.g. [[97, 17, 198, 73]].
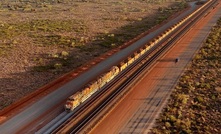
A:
[[64, 22, 181, 112], [64, 3, 205, 111], [64, 43, 154, 111], [64, 21, 183, 112]]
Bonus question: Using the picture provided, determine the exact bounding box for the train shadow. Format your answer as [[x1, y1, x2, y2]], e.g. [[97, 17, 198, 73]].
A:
[[0, 1, 188, 110], [157, 58, 177, 63]]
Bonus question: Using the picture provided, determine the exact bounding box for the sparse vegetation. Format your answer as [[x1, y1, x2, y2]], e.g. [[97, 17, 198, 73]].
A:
[[0, 0, 187, 64], [151, 17, 221, 134], [0, 0, 187, 109]]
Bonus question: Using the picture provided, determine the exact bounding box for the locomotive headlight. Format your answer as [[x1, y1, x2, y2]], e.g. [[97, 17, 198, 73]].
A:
[[65, 104, 71, 111]]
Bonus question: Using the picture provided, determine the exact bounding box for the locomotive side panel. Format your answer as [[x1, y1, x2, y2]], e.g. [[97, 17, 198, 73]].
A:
[[145, 44, 151, 51], [119, 61, 127, 71], [134, 51, 139, 61], [114, 66, 120, 76], [96, 77, 103, 89], [89, 81, 98, 93], [140, 48, 145, 55], [105, 71, 112, 83], [100, 73, 108, 86], [127, 57, 132, 65]]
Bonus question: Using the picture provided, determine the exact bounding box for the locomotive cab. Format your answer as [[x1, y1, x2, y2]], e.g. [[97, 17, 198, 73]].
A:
[[64, 98, 73, 112], [64, 92, 81, 112]]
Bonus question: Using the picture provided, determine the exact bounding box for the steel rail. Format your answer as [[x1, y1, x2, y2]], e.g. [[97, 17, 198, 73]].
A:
[[36, 0, 218, 133], [49, 30, 160, 134], [54, 0, 218, 133], [49, 19, 173, 133]]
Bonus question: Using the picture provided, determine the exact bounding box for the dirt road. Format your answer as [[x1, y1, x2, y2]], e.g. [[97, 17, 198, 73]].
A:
[[90, 2, 221, 134]]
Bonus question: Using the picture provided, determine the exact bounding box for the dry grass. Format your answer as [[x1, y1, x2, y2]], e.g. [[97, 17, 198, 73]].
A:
[[0, 0, 187, 110], [151, 17, 221, 134]]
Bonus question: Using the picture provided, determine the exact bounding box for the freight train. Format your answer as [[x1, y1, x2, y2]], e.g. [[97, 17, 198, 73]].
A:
[[64, 20, 182, 112], [64, 0, 212, 111], [64, 21, 183, 112], [64, 43, 154, 111]]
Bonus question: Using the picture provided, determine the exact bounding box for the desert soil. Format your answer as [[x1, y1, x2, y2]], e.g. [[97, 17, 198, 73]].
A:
[[90, 2, 221, 133], [0, 0, 184, 110], [151, 13, 221, 134]]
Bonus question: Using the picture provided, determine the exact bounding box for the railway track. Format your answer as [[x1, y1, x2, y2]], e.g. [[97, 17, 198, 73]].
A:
[[37, 25, 163, 134], [0, 0, 176, 125], [1, 0, 219, 133], [38, 0, 219, 133]]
